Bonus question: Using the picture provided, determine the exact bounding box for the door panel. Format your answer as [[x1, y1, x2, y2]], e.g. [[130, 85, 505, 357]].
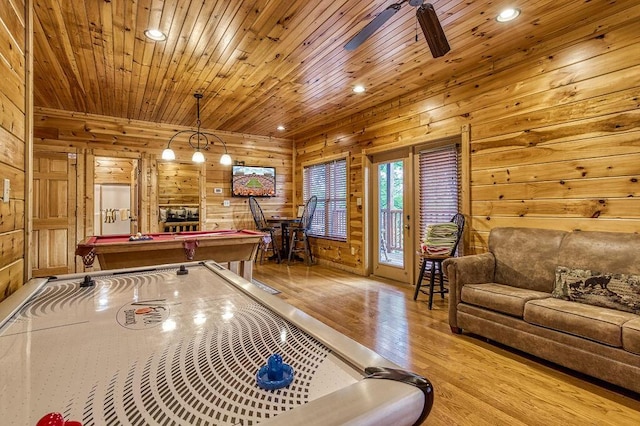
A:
[[32, 152, 76, 277]]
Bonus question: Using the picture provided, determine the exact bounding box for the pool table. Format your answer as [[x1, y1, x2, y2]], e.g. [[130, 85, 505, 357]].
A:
[[0, 262, 433, 425], [76, 229, 264, 280]]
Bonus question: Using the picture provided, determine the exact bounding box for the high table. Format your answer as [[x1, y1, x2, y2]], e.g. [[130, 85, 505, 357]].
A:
[[75, 229, 264, 280], [0, 261, 433, 425], [266, 217, 301, 261]]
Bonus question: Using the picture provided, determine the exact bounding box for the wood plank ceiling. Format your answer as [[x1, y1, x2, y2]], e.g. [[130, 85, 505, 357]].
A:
[[32, 0, 624, 139]]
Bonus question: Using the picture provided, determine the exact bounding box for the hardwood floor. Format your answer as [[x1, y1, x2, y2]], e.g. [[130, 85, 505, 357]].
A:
[[253, 262, 640, 426]]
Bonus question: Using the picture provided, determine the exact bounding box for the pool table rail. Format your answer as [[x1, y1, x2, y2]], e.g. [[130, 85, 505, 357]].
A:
[[75, 229, 265, 280]]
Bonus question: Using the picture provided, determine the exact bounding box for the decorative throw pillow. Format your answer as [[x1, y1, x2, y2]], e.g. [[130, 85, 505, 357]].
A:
[[159, 207, 167, 222], [185, 207, 199, 220], [167, 208, 187, 221], [553, 266, 640, 314]]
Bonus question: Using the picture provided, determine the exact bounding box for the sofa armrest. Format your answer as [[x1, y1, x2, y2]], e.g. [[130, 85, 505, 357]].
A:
[[443, 252, 496, 331]]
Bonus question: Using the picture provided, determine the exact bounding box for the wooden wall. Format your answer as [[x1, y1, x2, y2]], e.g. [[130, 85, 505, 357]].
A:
[[293, 5, 640, 273], [94, 157, 135, 185], [33, 108, 293, 246], [157, 162, 200, 206], [0, 0, 30, 302]]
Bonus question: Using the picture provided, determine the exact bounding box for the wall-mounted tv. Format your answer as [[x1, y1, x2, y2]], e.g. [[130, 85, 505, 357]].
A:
[[231, 165, 276, 197]]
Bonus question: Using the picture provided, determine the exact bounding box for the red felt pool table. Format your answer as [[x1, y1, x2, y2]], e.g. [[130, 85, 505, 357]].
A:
[[75, 229, 264, 280]]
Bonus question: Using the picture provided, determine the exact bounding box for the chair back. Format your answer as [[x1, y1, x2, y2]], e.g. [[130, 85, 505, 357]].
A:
[[249, 196, 268, 230], [299, 196, 318, 231], [450, 213, 465, 256]]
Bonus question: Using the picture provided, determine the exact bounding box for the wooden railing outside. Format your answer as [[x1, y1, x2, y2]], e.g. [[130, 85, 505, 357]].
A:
[[380, 209, 403, 253]]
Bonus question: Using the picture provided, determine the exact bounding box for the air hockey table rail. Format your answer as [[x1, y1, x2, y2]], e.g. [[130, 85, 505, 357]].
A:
[[0, 261, 433, 425]]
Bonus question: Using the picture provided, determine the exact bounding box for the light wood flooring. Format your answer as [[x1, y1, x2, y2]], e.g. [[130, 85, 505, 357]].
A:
[[253, 262, 640, 426]]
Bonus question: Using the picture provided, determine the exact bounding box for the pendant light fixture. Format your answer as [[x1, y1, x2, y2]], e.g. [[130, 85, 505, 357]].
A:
[[161, 93, 232, 165]]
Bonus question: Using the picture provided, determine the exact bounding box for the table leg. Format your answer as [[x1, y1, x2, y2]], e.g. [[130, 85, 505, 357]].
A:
[[240, 260, 253, 281], [228, 261, 239, 276], [281, 223, 290, 258]]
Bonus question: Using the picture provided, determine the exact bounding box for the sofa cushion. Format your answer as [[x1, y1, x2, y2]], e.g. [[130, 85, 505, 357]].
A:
[[524, 298, 637, 347], [552, 266, 640, 314], [558, 230, 640, 275], [623, 319, 640, 355], [489, 227, 567, 293], [461, 283, 551, 317]]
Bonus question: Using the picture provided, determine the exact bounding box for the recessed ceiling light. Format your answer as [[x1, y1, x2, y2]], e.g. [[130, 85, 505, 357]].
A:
[[144, 28, 167, 41], [496, 8, 521, 22], [353, 85, 365, 93], [277, 125, 285, 131]]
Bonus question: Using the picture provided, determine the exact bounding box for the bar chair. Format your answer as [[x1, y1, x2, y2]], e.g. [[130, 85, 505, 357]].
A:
[[287, 196, 317, 265], [414, 213, 465, 309], [249, 196, 281, 264]]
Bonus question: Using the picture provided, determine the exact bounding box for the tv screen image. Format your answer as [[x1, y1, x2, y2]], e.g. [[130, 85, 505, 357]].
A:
[[232, 166, 276, 197]]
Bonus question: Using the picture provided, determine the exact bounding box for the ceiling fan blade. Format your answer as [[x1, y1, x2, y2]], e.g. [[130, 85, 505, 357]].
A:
[[344, 4, 402, 51], [416, 3, 450, 58]]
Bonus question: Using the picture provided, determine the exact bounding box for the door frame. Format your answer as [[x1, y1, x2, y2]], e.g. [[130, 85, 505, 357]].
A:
[[79, 151, 145, 271], [366, 148, 415, 284], [361, 125, 471, 284]]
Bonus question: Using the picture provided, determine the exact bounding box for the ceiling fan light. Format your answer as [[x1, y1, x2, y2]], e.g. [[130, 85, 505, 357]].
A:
[[496, 8, 521, 22], [162, 148, 175, 161], [220, 153, 232, 166], [192, 150, 205, 163]]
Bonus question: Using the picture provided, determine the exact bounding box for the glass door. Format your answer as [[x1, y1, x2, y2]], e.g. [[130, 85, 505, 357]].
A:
[[372, 155, 413, 283]]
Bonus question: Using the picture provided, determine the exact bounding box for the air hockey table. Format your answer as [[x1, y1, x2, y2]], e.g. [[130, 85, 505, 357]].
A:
[[0, 261, 433, 425], [75, 229, 264, 281]]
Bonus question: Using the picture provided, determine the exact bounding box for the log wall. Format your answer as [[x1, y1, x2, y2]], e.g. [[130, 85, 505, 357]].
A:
[[0, 0, 29, 301], [293, 6, 640, 272]]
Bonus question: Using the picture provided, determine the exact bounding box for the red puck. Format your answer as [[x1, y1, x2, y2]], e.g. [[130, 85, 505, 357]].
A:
[[36, 412, 64, 426]]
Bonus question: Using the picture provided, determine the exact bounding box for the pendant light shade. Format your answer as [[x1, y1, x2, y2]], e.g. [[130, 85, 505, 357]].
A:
[[220, 153, 232, 165], [192, 150, 205, 163], [162, 147, 176, 161]]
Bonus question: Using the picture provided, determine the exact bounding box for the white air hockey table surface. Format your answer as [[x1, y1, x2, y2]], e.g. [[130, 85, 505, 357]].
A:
[[0, 261, 432, 426]]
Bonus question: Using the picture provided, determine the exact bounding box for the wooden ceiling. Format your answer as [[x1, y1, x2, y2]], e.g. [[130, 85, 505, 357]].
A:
[[32, 0, 623, 139]]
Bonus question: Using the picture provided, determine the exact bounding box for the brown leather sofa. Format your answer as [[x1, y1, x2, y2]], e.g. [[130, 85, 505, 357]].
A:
[[443, 227, 640, 393]]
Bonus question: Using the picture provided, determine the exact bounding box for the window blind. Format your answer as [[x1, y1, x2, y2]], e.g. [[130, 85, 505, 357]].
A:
[[303, 159, 347, 239], [418, 145, 459, 244]]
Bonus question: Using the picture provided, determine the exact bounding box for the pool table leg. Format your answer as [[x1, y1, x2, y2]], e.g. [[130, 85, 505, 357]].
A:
[[228, 260, 253, 282]]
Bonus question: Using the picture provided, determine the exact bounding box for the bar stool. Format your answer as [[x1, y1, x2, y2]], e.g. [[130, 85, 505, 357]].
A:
[[288, 196, 317, 265], [249, 196, 281, 263], [414, 213, 465, 309]]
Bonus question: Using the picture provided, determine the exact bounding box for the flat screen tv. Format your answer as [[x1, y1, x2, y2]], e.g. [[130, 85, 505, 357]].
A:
[[231, 165, 276, 197]]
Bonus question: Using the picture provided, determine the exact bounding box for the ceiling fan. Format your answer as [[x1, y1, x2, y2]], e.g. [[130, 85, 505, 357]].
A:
[[344, 0, 450, 58]]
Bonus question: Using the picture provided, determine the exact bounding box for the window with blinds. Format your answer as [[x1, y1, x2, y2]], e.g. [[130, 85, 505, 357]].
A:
[[303, 158, 347, 240], [418, 145, 460, 244]]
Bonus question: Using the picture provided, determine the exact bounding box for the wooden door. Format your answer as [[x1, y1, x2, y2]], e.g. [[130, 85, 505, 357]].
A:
[[32, 151, 77, 277]]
